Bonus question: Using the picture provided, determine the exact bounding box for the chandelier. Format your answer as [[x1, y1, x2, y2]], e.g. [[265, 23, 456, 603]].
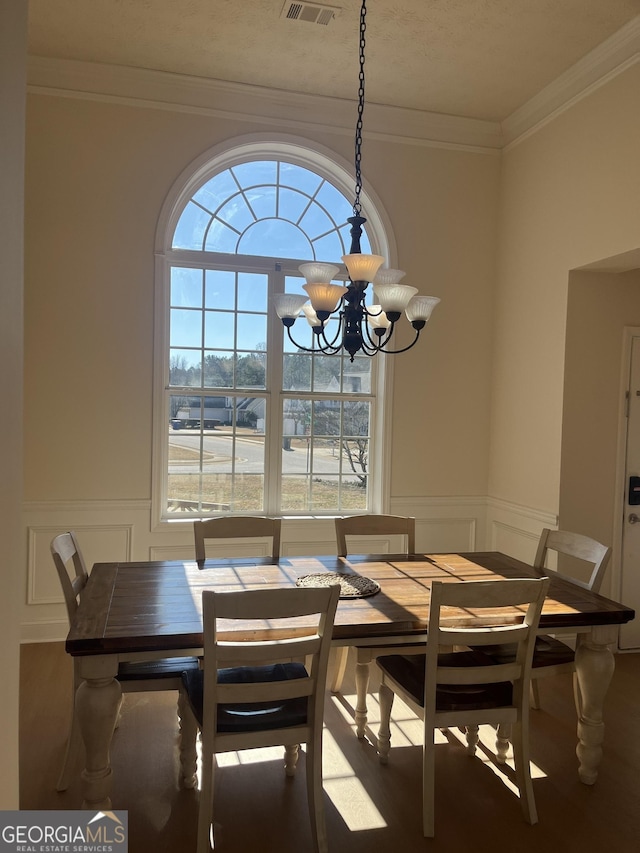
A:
[[273, 0, 440, 362]]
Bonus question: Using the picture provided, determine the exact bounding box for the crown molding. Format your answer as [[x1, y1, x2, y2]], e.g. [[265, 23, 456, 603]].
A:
[[28, 12, 640, 155], [503, 15, 640, 147], [27, 56, 502, 152]]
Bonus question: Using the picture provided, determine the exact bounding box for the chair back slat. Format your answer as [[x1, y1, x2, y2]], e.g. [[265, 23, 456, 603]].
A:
[[534, 528, 611, 592], [194, 516, 281, 562], [335, 514, 416, 557], [50, 531, 88, 622], [425, 577, 549, 708]]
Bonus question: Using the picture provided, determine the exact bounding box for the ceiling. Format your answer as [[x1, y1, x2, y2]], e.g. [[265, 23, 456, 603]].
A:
[[27, 0, 640, 122]]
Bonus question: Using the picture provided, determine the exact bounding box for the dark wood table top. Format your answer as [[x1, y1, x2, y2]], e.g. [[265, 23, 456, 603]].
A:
[[66, 552, 635, 657]]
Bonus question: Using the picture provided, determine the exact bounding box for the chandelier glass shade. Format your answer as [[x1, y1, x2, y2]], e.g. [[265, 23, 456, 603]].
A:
[[272, 0, 440, 361]]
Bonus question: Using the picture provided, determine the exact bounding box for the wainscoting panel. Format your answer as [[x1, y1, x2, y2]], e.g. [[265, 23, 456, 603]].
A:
[[485, 497, 558, 563]]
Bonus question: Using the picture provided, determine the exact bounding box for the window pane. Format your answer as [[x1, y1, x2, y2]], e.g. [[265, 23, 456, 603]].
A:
[[203, 353, 233, 388], [283, 352, 312, 391], [235, 353, 266, 390], [237, 313, 267, 351], [218, 194, 255, 232], [204, 219, 240, 253], [299, 205, 334, 241], [238, 219, 312, 258], [171, 267, 203, 307], [232, 161, 278, 188], [205, 270, 235, 310], [238, 272, 267, 312], [246, 186, 276, 220], [204, 310, 235, 350], [279, 162, 322, 194], [315, 182, 352, 225], [172, 202, 210, 250], [344, 357, 371, 394], [279, 187, 310, 224], [169, 350, 202, 387], [170, 308, 202, 348], [194, 170, 240, 212]]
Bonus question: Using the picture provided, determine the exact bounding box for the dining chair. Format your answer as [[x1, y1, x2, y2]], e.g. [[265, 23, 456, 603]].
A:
[[178, 584, 340, 853], [51, 531, 200, 792], [193, 516, 281, 562], [376, 576, 549, 837], [331, 514, 422, 705], [479, 528, 612, 709], [335, 513, 415, 558]]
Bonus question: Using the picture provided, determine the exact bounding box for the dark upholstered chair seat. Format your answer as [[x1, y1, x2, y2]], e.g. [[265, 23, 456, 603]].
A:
[[481, 635, 576, 669], [377, 650, 513, 712], [117, 657, 200, 681], [182, 662, 309, 732]]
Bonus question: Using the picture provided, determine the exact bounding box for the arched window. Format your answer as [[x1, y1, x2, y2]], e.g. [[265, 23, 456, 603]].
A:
[[154, 140, 391, 520]]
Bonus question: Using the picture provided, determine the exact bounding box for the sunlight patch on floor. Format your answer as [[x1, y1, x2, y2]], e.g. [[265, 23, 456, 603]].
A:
[[321, 727, 387, 831]]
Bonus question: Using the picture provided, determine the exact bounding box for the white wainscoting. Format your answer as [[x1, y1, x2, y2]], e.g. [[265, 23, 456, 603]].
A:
[[21, 496, 557, 643]]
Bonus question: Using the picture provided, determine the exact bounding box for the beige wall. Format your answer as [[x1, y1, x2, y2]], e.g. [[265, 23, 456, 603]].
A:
[[491, 63, 640, 519], [560, 270, 640, 592], [24, 93, 499, 505]]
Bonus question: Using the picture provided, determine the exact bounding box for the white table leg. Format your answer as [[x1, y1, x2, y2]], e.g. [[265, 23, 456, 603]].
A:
[[574, 625, 617, 785], [354, 648, 374, 738], [76, 655, 122, 809]]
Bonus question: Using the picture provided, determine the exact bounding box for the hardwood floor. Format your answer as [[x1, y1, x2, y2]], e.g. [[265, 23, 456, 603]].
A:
[[20, 643, 640, 852]]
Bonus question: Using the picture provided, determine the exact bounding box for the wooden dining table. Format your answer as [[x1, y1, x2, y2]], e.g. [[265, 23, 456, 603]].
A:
[[66, 551, 635, 809]]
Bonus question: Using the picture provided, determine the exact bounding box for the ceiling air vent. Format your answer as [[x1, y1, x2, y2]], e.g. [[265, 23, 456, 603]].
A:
[[281, 2, 341, 26]]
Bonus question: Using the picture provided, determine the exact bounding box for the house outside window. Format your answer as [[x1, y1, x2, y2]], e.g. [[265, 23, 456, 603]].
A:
[[153, 140, 391, 522]]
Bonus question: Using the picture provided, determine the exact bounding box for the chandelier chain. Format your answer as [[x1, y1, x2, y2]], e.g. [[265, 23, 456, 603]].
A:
[[353, 0, 367, 217]]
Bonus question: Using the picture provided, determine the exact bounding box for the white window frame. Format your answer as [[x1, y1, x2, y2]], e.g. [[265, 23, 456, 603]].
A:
[[152, 134, 395, 529]]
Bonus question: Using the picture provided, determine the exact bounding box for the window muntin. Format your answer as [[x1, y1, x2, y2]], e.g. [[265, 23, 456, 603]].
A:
[[163, 156, 379, 518]]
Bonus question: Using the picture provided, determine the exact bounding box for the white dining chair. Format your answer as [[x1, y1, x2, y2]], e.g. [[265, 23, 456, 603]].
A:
[[193, 516, 281, 562], [51, 531, 200, 791], [477, 528, 611, 709], [376, 576, 549, 837], [178, 584, 340, 853]]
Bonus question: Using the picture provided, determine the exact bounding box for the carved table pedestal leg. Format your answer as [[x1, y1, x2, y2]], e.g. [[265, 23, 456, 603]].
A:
[[574, 625, 617, 785], [76, 655, 122, 809]]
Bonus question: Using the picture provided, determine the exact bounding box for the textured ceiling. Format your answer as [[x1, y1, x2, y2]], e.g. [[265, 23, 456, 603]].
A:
[[28, 0, 640, 121]]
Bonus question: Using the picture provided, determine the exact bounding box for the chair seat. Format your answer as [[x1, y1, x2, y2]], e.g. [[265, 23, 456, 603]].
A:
[[480, 635, 576, 669], [181, 662, 309, 732], [377, 651, 514, 712], [117, 656, 200, 681]]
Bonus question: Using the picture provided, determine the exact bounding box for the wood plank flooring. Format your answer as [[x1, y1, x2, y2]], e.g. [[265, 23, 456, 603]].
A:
[[20, 642, 640, 852]]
